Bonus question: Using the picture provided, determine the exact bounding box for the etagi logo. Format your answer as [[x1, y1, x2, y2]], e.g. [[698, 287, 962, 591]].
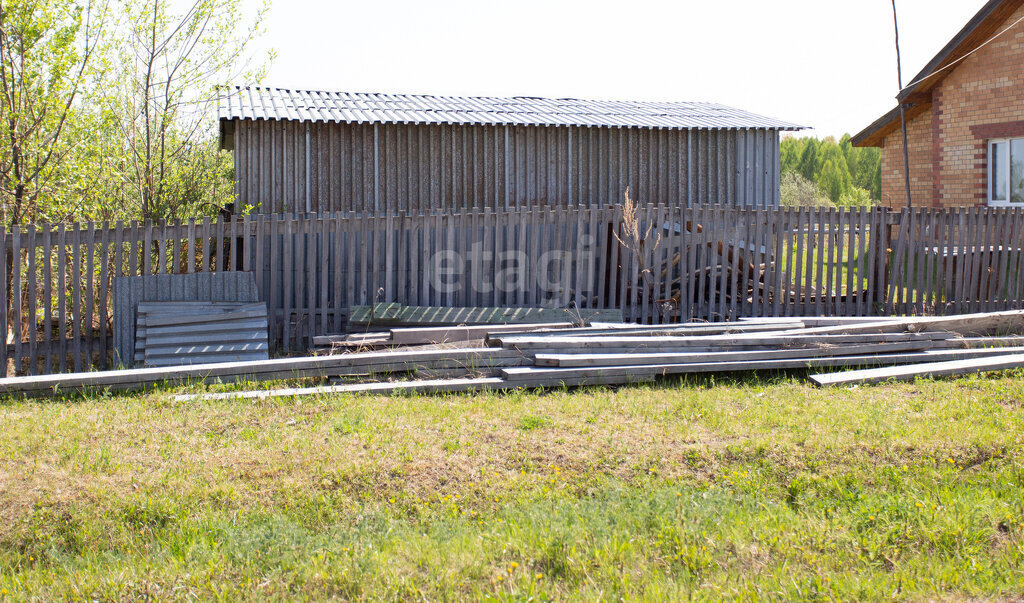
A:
[[428, 235, 596, 296]]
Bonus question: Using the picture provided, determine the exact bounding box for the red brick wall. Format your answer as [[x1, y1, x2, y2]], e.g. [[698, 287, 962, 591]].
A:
[[880, 2, 1024, 207], [880, 106, 933, 207]]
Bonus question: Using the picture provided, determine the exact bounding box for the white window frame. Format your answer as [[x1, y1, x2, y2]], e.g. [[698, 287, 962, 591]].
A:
[[989, 137, 1023, 206]]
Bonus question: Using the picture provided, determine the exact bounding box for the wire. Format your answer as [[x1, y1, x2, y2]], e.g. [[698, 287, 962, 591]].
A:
[[901, 11, 1024, 94]]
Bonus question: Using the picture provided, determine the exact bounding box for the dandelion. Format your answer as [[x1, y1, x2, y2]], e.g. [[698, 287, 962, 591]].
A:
[[868, 515, 875, 521], [510, 562, 519, 569], [535, 573, 543, 580], [916, 502, 924, 508]]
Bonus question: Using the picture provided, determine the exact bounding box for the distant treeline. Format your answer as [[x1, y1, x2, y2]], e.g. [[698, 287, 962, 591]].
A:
[[780, 135, 881, 207]]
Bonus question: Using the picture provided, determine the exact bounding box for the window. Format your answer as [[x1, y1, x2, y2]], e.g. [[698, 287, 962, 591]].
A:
[[989, 138, 1024, 205]]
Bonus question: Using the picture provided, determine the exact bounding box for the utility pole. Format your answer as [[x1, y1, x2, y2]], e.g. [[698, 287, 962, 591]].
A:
[[893, 0, 913, 209]]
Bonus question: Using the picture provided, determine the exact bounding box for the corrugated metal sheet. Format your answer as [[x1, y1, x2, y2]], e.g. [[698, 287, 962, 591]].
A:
[[220, 87, 803, 131], [233, 121, 781, 213]]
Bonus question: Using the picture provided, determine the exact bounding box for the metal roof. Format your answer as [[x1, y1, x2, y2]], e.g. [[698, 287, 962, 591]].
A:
[[218, 87, 803, 131]]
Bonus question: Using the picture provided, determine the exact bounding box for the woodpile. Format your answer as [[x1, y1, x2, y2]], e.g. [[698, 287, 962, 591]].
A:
[[5, 310, 1024, 400]]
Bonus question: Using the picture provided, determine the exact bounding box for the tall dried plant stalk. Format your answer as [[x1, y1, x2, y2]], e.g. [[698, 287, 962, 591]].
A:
[[614, 187, 661, 293]]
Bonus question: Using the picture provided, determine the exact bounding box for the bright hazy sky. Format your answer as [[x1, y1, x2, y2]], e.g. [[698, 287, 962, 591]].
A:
[[239, 0, 988, 139]]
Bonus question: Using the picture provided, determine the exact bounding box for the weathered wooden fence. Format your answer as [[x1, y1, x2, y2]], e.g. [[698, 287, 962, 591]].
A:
[[4, 204, 1024, 376]]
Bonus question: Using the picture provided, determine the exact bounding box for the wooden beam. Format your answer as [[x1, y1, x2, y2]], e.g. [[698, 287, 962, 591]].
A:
[[173, 377, 508, 402], [780, 310, 1024, 337], [0, 347, 525, 397], [811, 353, 1024, 387], [533, 340, 936, 368]]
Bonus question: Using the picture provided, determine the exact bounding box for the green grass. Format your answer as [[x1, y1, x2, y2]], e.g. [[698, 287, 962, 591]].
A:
[[1, 372, 1024, 600]]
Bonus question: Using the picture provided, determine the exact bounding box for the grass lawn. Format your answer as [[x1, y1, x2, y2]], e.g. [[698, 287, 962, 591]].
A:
[[1, 372, 1023, 600]]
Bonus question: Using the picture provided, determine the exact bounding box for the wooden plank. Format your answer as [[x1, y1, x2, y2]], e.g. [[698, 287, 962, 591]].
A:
[[492, 332, 951, 351], [156, 223, 167, 275], [84, 222, 95, 369], [784, 309, 1024, 337], [771, 207, 785, 317], [727, 205, 741, 321], [887, 208, 909, 314], [535, 339, 936, 368], [490, 320, 806, 340], [864, 207, 875, 316], [741, 207, 757, 319], [143, 220, 153, 276], [937, 208, 952, 312], [0, 228, 6, 376], [268, 215, 281, 353], [797, 206, 809, 316], [174, 377, 507, 402], [575, 206, 588, 311], [967, 208, 983, 314], [186, 218, 196, 273], [814, 207, 825, 317], [41, 224, 52, 374], [331, 214, 344, 333], [197, 217, 209, 272], [25, 226, 36, 375], [98, 222, 110, 369], [0, 347, 524, 396], [214, 217, 226, 272], [282, 216, 294, 351], [58, 224, 68, 372], [305, 215, 316, 348], [693, 205, 707, 321], [810, 352, 1024, 387], [70, 225, 82, 372]]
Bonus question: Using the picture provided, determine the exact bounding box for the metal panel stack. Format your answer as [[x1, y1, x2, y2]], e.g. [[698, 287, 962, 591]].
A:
[[135, 302, 269, 367], [113, 272, 260, 367]]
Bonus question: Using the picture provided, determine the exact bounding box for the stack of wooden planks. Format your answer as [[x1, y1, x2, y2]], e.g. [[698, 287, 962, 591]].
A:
[[135, 302, 269, 367], [7, 310, 1024, 400], [313, 322, 578, 351]]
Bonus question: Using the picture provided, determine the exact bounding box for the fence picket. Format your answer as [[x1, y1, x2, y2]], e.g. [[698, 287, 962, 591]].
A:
[[26, 226, 37, 375], [0, 229, 6, 377], [70, 225, 82, 372], [42, 224, 52, 374], [11, 227, 21, 374]]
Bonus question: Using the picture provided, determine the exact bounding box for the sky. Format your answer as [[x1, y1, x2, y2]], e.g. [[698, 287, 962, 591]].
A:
[[237, 0, 988, 139]]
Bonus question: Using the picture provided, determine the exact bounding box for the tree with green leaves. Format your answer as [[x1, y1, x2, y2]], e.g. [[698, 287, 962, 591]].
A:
[[781, 135, 880, 206], [0, 0, 108, 226]]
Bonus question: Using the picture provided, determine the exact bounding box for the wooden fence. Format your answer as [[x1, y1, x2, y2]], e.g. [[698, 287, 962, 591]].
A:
[[4, 204, 1024, 377]]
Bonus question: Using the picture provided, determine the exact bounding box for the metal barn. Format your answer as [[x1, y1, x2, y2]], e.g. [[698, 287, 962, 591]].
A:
[[219, 87, 801, 213]]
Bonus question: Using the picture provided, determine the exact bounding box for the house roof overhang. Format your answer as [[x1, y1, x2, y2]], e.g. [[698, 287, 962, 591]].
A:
[[852, 0, 1023, 147]]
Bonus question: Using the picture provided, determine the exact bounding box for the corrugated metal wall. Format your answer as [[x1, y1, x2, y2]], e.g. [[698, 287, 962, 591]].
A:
[[231, 120, 780, 213]]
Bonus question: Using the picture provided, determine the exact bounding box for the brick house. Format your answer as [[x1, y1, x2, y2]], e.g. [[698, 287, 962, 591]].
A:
[[852, 0, 1024, 207]]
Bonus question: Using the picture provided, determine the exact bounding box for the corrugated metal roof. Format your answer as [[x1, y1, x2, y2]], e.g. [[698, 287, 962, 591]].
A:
[[218, 87, 804, 131]]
